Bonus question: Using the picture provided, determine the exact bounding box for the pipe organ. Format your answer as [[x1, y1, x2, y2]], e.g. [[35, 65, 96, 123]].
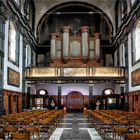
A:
[[50, 26, 101, 67]]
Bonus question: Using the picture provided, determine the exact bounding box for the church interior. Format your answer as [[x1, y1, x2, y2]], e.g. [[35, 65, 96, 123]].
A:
[[0, 0, 140, 139]]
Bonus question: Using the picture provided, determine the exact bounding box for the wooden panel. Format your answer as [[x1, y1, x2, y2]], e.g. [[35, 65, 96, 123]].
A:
[[131, 68, 140, 86], [7, 68, 20, 87], [66, 91, 84, 109], [128, 91, 140, 113], [3, 89, 23, 115], [70, 40, 81, 57]]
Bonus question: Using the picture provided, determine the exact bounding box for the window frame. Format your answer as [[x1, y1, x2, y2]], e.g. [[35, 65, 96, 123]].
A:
[[132, 19, 140, 65], [8, 20, 20, 66], [0, 18, 5, 72]]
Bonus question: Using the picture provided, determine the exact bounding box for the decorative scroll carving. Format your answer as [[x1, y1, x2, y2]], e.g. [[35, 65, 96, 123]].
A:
[[30, 68, 56, 77], [64, 68, 87, 76], [95, 67, 120, 77], [50, 25, 101, 66], [26, 67, 125, 78]]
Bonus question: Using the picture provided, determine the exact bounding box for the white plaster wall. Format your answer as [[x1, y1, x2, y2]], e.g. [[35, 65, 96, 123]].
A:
[[93, 83, 117, 95], [31, 82, 119, 96], [62, 83, 89, 95], [114, 84, 121, 95], [32, 83, 58, 95], [3, 21, 23, 92], [128, 32, 140, 92]]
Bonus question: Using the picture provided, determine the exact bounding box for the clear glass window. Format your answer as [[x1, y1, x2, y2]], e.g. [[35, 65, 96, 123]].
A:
[[8, 21, 20, 65]]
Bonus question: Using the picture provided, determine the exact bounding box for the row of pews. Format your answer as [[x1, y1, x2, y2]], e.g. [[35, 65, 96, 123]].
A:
[[87, 109, 140, 140], [0, 109, 63, 139]]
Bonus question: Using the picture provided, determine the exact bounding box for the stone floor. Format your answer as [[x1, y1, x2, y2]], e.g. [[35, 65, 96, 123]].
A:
[[49, 113, 103, 140]]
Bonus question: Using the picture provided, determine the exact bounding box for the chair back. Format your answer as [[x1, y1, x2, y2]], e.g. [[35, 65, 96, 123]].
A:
[[125, 134, 140, 140], [11, 133, 30, 139], [0, 133, 5, 139]]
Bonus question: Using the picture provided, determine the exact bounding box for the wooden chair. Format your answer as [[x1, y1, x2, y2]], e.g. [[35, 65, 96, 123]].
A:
[[125, 134, 140, 140], [25, 127, 40, 139], [113, 127, 128, 140], [0, 133, 5, 139], [3, 127, 18, 138], [11, 133, 30, 140]]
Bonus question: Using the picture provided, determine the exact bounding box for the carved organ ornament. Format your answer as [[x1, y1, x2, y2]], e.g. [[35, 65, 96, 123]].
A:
[[50, 26, 101, 66]]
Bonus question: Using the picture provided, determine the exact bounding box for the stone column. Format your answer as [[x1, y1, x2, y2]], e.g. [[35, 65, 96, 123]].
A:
[[88, 82, 94, 109], [62, 26, 70, 63], [57, 82, 62, 109], [27, 87, 31, 109], [81, 26, 89, 63], [94, 33, 100, 60], [0, 1, 8, 115]]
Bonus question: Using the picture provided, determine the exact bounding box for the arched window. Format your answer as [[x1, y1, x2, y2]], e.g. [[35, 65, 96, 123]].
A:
[[24, 0, 29, 20], [132, 20, 140, 63], [14, 0, 20, 6], [131, 0, 136, 5], [102, 88, 114, 95], [8, 20, 20, 65]]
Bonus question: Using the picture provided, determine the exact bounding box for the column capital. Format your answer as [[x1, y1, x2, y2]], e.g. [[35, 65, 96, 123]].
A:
[[88, 81, 94, 87], [50, 33, 59, 39], [94, 33, 101, 39], [81, 26, 89, 33], [57, 80, 62, 87], [63, 26, 71, 32]]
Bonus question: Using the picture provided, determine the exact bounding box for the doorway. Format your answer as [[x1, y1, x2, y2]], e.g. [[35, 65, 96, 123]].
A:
[[66, 91, 84, 112]]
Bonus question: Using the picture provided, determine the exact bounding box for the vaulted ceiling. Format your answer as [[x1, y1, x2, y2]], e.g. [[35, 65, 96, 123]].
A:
[[33, 0, 117, 34], [32, 0, 118, 45]]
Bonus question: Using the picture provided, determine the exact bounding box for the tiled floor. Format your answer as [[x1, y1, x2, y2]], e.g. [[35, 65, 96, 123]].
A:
[[49, 113, 103, 140]]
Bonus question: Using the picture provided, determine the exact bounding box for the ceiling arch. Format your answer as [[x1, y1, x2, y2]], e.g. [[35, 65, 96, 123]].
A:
[[36, 1, 114, 45], [34, 0, 116, 35]]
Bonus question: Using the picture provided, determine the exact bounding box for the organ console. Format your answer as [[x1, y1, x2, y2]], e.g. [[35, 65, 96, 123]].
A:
[[50, 26, 101, 67]]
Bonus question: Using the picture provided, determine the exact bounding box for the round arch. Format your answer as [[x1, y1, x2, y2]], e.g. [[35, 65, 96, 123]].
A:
[[132, 19, 140, 63], [102, 88, 114, 95], [36, 2, 113, 44], [66, 91, 84, 111]]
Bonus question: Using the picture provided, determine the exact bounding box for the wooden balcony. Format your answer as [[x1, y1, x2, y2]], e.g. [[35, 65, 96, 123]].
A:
[[25, 66, 126, 84]]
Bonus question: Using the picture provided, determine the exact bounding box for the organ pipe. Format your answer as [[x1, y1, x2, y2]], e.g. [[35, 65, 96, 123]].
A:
[[50, 33, 57, 62], [94, 33, 100, 60], [62, 26, 70, 63], [81, 26, 89, 63]]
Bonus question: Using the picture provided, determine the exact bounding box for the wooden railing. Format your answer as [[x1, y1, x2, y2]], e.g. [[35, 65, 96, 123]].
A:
[[25, 66, 125, 78]]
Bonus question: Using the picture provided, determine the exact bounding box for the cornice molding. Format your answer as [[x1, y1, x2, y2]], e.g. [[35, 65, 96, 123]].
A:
[[6, 0, 140, 48], [7, 0, 39, 47], [0, 1, 8, 20], [112, 0, 140, 46]]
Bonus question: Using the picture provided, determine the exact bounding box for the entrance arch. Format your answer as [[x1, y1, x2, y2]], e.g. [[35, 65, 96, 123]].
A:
[[66, 91, 84, 111]]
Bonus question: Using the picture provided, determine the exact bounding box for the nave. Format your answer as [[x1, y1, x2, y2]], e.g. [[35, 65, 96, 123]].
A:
[[49, 113, 102, 140], [1, 109, 140, 140]]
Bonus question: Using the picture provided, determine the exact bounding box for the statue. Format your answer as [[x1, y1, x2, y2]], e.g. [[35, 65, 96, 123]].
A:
[[96, 100, 101, 110]]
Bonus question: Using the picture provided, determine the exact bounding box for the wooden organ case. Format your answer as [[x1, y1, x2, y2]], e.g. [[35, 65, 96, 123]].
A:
[[50, 26, 101, 67]]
